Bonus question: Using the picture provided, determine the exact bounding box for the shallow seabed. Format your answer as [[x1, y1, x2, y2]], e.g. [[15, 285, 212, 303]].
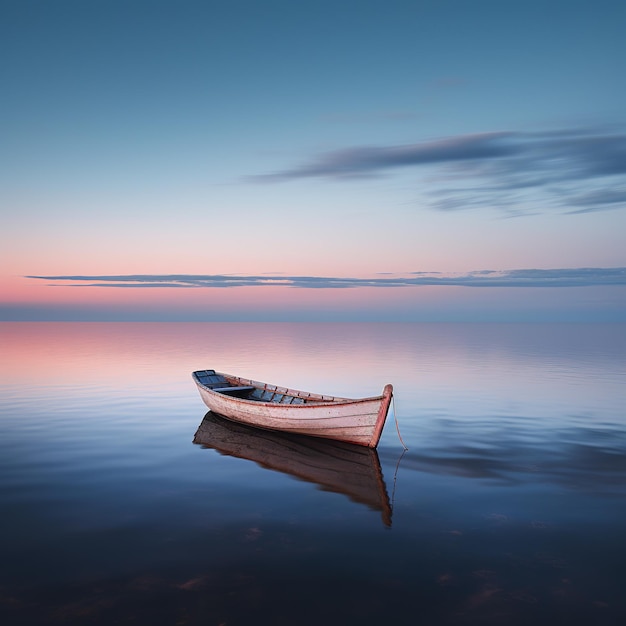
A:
[[1, 322, 625, 625]]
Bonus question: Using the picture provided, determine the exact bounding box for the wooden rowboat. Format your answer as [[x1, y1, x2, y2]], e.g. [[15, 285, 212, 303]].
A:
[[193, 411, 392, 526], [192, 370, 393, 448]]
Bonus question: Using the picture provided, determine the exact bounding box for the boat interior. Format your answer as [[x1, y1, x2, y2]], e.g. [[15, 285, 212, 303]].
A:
[[194, 370, 339, 404]]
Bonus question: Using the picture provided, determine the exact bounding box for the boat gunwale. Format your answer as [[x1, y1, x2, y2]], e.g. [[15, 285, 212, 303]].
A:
[[192, 370, 387, 408], [192, 370, 394, 448]]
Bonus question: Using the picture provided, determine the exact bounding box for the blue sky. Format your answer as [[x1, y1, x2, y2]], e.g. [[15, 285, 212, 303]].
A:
[[1, 0, 625, 321]]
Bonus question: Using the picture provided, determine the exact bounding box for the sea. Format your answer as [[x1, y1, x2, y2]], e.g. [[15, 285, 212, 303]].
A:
[[1, 322, 625, 625]]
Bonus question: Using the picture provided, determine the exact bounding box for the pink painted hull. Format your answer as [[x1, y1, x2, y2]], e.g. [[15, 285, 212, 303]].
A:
[[193, 371, 393, 448]]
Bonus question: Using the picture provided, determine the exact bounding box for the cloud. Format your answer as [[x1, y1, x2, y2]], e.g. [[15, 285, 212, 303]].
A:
[[26, 267, 626, 289], [249, 127, 626, 214], [250, 132, 519, 181], [565, 187, 626, 214]]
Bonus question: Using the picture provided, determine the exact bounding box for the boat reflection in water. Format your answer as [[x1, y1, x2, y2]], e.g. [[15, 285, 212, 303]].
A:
[[193, 411, 392, 527]]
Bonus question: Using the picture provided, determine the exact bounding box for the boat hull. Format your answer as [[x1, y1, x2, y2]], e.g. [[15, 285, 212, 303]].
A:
[[192, 371, 393, 448]]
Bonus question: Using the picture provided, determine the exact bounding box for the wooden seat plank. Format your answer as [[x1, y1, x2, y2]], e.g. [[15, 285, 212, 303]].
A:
[[212, 385, 255, 393]]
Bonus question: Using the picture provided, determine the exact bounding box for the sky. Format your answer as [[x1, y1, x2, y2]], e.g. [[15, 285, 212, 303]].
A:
[[1, 0, 625, 321]]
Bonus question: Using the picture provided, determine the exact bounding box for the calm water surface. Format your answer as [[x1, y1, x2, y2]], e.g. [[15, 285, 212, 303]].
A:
[[1, 322, 625, 625]]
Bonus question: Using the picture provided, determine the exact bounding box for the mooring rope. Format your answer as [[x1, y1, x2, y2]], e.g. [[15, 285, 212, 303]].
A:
[[392, 394, 408, 450], [390, 447, 407, 514]]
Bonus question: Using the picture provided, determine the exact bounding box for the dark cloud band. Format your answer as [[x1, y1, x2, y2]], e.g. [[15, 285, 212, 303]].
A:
[[26, 268, 626, 289]]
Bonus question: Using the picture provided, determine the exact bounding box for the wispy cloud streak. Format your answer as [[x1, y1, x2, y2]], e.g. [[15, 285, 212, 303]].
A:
[[249, 127, 626, 214], [27, 268, 626, 289], [250, 132, 519, 180]]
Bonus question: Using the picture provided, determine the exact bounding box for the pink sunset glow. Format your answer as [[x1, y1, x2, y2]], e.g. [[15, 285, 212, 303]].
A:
[[2, 2, 625, 324], [3, 322, 619, 415], [2, 272, 624, 322]]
